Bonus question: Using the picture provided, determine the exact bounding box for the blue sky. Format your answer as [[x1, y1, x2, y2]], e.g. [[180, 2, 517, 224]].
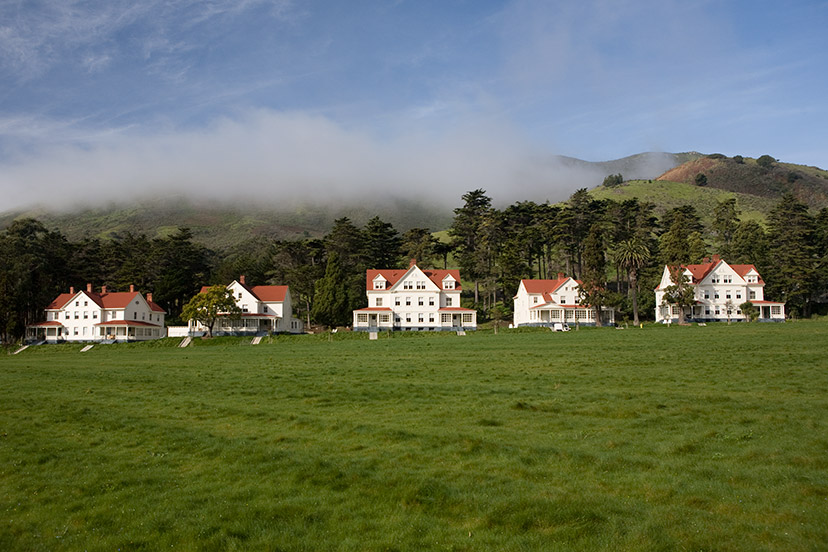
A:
[[1, 0, 826, 210]]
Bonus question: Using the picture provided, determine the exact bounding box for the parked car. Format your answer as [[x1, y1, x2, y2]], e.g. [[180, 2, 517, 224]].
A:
[[553, 323, 570, 332]]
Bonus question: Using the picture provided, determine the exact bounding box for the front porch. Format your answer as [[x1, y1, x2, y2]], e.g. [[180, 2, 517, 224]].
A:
[[26, 322, 65, 343], [95, 321, 165, 341], [526, 305, 614, 327]]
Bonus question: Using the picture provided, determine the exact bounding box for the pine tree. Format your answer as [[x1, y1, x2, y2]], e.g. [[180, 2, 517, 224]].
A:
[[578, 224, 608, 326], [449, 189, 492, 305], [766, 194, 817, 315], [363, 216, 402, 269], [311, 252, 350, 328]]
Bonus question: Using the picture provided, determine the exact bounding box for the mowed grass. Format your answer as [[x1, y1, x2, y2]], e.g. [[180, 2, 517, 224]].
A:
[[2, 322, 827, 551]]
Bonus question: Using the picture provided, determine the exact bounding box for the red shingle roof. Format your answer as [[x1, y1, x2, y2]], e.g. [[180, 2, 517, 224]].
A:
[[47, 291, 142, 310], [366, 267, 462, 291], [520, 278, 580, 295], [249, 285, 288, 302]]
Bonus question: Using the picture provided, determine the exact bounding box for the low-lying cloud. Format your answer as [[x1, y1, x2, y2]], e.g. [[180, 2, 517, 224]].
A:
[[1, 109, 625, 213]]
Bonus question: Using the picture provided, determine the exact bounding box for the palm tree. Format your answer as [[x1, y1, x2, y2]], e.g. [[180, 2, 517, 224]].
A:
[[615, 237, 651, 326]]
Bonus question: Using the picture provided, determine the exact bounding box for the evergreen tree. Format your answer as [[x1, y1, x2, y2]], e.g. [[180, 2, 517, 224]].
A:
[[401, 228, 438, 268], [730, 220, 768, 267], [363, 216, 402, 269], [311, 252, 350, 328], [766, 194, 817, 315], [449, 189, 492, 305], [713, 198, 741, 259], [578, 224, 608, 326]]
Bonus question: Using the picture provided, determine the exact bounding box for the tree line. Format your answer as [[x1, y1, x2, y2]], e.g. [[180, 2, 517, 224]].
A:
[[1, 189, 826, 342]]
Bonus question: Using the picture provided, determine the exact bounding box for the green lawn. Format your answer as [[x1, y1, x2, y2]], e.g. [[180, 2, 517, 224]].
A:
[[2, 322, 827, 551]]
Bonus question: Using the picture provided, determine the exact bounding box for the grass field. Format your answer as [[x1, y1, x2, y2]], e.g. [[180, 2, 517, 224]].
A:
[[2, 322, 827, 551]]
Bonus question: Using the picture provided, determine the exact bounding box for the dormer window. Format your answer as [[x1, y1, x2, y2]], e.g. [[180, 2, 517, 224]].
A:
[[374, 280, 385, 290], [443, 280, 455, 290]]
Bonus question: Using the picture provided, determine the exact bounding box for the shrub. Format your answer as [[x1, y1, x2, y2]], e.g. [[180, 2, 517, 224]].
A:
[[757, 154, 776, 169], [732, 155, 744, 164]]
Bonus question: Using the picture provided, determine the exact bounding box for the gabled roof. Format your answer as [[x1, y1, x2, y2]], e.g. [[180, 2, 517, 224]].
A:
[[47, 291, 142, 310], [249, 285, 288, 302], [147, 300, 166, 313], [520, 278, 579, 295], [202, 283, 289, 303], [667, 260, 764, 285], [365, 267, 463, 291]]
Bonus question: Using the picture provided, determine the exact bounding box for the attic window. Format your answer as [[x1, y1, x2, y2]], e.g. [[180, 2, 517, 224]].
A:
[[374, 281, 385, 290], [238, 292, 242, 299], [443, 281, 454, 290]]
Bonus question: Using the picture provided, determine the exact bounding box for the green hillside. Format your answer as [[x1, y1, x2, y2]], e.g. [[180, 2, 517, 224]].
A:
[[590, 179, 777, 226], [0, 199, 454, 251], [657, 154, 828, 208]]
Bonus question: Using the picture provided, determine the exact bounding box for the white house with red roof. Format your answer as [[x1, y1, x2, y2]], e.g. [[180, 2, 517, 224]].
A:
[[513, 275, 615, 327], [353, 260, 476, 331], [654, 255, 785, 322], [187, 276, 304, 335], [27, 283, 166, 343]]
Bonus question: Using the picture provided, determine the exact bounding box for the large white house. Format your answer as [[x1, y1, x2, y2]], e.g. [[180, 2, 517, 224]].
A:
[[187, 276, 304, 335], [27, 284, 166, 342], [513, 275, 616, 327], [654, 255, 785, 322], [352, 260, 477, 331]]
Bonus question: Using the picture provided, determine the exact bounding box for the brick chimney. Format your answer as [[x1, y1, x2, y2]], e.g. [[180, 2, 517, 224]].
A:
[[87, 283, 93, 293], [130, 284, 135, 292], [712, 254, 721, 262], [240, 275, 246, 285], [409, 258, 417, 268], [146, 293, 153, 303], [558, 272, 565, 279], [70, 286, 74, 295], [101, 285, 107, 294]]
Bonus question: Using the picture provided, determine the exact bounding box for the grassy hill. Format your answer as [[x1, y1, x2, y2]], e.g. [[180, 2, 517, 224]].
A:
[[657, 154, 828, 208], [590, 179, 778, 225], [0, 198, 454, 251]]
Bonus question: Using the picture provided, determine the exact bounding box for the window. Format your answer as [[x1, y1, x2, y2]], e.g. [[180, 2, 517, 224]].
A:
[[418, 314, 424, 323], [75, 301, 79, 307], [134, 312, 137, 320], [83, 312, 88, 319], [445, 297, 452, 306], [238, 292, 242, 299], [726, 292, 731, 299], [376, 298, 383, 307], [441, 313, 451, 323], [551, 310, 561, 319], [723, 275, 732, 283], [403, 281, 413, 290], [65, 313, 69, 319], [357, 313, 368, 323], [418, 297, 424, 306], [771, 306, 781, 315], [416, 281, 426, 290], [711, 276, 720, 284], [736, 292, 742, 299], [379, 314, 390, 323], [749, 291, 756, 300], [671, 306, 680, 315], [142, 313, 146, 320], [560, 297, 566, 304], [429, 314, 434, 323], [705, 308, 711, 315], [704, 291, 710, 299], [395, 297, 401, 306], [443, 280, 454, 290], [406, 314, 411, 323], [462, 313, 473, 323], [405, 297, 411, 306], [429, 297, 435, 306], [84, 301, 88, 306], [374, 280, 385, 290], [263, 306, 268, 312], [575, 310, 588, 320], [714, 292, 719, 300], [74, 312, 79, 319], [93, 312, 97, 319], [533, 296, 539, 304], [74, 328, 78, 335]]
